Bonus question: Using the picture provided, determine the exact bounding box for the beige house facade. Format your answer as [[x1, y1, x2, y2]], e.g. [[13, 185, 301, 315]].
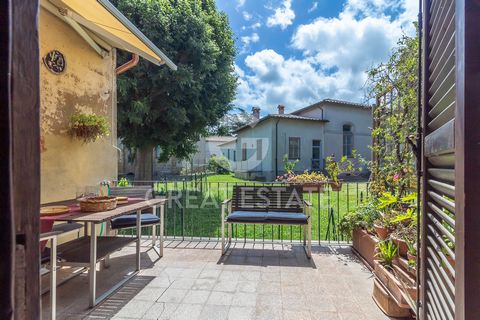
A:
[[39, 0, 175, 203]]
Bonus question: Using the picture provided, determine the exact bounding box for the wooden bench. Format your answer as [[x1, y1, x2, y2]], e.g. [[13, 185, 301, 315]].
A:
[[221, 185, 312, 258]]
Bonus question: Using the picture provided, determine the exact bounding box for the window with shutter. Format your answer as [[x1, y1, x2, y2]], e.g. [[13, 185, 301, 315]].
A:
[[421, 0, 456, 319]]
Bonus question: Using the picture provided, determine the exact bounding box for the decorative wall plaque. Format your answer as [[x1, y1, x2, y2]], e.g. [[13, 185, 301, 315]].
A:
[[43, 50, 66, 74]]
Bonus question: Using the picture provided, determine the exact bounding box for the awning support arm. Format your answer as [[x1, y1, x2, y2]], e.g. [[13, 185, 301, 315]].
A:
[[41, 0, 109, 58], [62, 15, 109, 58]]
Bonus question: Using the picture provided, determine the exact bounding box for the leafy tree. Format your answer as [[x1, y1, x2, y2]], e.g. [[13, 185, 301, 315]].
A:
[[208, 107, 255, 136], [365, 28, 419, 197], [113, 0, 237, 179], [208, 155, 231, 174]]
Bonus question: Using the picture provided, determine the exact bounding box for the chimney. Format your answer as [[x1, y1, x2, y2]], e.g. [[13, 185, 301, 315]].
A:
[[277, 105, 285, 114], [252, 106, 260, 119]]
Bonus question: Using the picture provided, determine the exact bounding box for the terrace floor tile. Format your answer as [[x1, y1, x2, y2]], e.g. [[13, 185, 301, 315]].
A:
[[41, 239, 389, 320]]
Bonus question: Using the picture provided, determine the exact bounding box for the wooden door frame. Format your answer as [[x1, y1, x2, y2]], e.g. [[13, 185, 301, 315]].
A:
[[0, 0, 41, 319], [454, 0, 480, 319]]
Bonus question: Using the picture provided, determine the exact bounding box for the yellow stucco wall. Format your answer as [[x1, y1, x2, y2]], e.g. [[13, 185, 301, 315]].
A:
[[40, 8, 118, 203]]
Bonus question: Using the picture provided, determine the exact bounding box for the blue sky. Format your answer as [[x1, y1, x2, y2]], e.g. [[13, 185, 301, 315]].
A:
[[216, 0, 418, 115]]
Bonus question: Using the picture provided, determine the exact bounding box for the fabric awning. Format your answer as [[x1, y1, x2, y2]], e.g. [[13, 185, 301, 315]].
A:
[[46, 0, 177, 70]]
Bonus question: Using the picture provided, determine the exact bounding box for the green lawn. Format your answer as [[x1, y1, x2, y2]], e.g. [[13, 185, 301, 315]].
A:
[[151, 179, 370, 242], [205, 173, 250, 183]]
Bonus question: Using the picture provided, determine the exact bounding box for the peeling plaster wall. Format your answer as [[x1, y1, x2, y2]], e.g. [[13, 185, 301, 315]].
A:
[[40, 8, 117, 203]]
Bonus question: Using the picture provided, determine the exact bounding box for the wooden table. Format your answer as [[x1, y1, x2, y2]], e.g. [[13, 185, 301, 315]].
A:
[[42, 198, 166, 307]]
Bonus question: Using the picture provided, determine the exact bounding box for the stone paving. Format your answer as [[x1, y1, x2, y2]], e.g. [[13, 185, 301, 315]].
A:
[[42, 240, 390, 320]]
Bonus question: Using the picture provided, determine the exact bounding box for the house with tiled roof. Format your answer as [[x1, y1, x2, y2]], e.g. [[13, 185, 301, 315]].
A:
[[220, 99, 373, 181]]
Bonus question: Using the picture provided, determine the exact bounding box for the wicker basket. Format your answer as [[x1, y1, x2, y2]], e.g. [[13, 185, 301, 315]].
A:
[[79, 196, 117, 212]]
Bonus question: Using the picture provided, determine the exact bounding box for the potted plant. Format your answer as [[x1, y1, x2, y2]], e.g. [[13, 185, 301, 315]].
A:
[[283, 154, 299, 174], [373, 241, 412, 317], [406, 240, 417, 263], [118, 177, 130, 187], [286, 170, 327, 193], [374, 214, 394, 240], [339, 202, 380, 267], [391, 223, 416, 257], [68, 113, 109, 143], [326, 150, 365, 191], [376, 240, 398, 269], [374, 192, 416, 240], [325, 155, 343, 191]]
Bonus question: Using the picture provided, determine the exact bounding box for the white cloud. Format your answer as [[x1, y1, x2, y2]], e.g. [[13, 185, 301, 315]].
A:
[[235, 49, 361, 112], [241, 33, 260, 45], [236, 0, 246, 9], [242, 11, 252, 21], [266, 0, 295, 30], [234, 64, 245, 78], [251, 22, 262, 29], [234, 0, 418, 113], [308, 2, 318, 13]]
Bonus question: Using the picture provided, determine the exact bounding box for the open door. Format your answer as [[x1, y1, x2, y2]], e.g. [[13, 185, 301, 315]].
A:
[[0, 0, 41, 319], [420, 0, 480, 319]]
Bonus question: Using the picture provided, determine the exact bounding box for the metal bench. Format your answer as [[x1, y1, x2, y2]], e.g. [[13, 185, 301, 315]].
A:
[[221, 185, 312, 258]]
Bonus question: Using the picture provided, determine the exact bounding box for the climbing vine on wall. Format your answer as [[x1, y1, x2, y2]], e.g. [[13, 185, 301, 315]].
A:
[[365, 29, 419, 198]]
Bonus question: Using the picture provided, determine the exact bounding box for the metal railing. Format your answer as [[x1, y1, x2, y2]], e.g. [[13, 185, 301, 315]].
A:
[[117, 178, 370, 244]]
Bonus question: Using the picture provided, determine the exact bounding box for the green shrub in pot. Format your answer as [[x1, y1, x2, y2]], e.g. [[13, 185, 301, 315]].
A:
[[339, 202, 380, 236], [376, 240, 398, 269]]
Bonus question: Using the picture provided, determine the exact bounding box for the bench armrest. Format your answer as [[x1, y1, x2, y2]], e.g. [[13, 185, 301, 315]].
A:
[[221, 199, 232, 220]]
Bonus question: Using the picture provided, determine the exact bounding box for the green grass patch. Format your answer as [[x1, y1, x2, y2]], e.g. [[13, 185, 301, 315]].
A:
[[205, 173, 251, 183]]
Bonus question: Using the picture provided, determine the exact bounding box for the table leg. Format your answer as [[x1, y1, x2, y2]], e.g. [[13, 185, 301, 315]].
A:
[[160, 204, 164, 257], [136, 209, 141, 271], [89, 222, 97, 307], [104, 222, 111, 268], [50, 236, 57, 320], [152, 205, 157, 247]]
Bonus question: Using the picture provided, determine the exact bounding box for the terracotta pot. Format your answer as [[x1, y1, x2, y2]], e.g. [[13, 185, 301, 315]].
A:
[[297, 182, 326, 193], [352, 228, 378, 268], [374, 224, 390, 240], [374, 261, 414, 308], [393, 256, 416, 280], [392, 236, 408, 257], [393, 265, 417, 302], [329, 180, 343, 191], [407, 252, 416, 262], [372, 279, 411, 318]]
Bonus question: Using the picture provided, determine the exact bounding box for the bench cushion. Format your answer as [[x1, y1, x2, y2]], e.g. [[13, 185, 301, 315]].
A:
[[52, 222, 83, 233], [265, 211, 308, 225], [111, 213, 159, 229], [226, 211, 268, 223], [226, 211, 308, 225]]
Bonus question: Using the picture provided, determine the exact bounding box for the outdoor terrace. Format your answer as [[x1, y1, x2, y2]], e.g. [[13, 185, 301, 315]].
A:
[[42, 239, 389, 320]]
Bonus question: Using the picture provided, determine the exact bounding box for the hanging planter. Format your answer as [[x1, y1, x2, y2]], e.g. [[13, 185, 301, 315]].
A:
[[68, 113, 109, 143]]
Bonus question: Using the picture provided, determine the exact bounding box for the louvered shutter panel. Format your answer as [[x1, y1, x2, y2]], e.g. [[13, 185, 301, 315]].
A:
[[421, 0, 456, 319]]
